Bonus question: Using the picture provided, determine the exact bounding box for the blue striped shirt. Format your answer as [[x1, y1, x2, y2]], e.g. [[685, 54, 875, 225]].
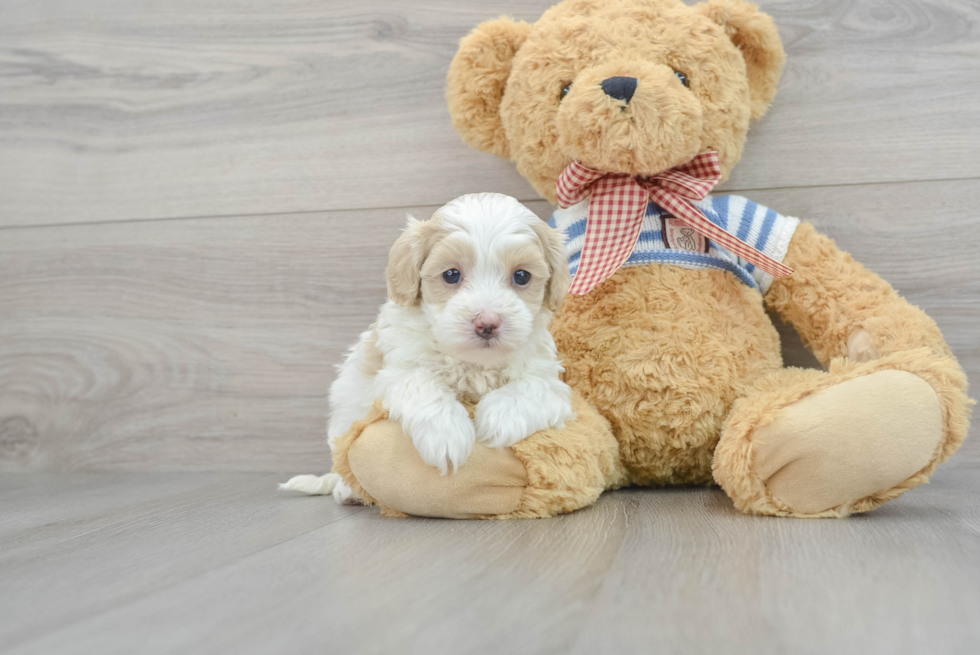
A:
[[547, 195, 799, 294]]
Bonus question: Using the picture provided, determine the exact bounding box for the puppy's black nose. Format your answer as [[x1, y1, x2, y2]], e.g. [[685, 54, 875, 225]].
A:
[[477, 325, 495, 339], [601, 76, 638, 104]]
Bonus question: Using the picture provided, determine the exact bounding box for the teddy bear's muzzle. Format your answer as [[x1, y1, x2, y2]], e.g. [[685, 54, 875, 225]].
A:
[[556, 60, 705, 178]]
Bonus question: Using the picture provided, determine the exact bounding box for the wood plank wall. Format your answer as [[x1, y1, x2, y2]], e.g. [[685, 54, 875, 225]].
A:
[[1, 0, 978, 471]]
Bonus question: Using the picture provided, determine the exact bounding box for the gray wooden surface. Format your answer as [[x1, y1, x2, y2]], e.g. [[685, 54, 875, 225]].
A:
[[2, 0, 979, 227], [0, 467, 977, 654]]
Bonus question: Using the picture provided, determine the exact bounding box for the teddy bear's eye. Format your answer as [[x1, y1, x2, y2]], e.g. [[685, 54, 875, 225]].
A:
[[560, 83, 572, 100], [673, 69, 690, 88]]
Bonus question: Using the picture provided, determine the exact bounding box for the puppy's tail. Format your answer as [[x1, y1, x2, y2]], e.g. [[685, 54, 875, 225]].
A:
[[279, 473, 340, 495]]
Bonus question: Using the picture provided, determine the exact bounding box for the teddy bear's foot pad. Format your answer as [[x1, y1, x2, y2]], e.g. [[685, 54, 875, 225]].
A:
[[752, 370, 943, 515], [347, 419, 529, 519]]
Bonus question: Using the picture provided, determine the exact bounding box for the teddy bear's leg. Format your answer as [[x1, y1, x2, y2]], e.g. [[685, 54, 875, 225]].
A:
[[330, 393, 627, 519], [713, 223, 972, 517]]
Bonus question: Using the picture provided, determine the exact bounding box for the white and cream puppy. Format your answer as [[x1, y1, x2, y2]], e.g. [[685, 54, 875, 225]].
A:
[[282, 193, 574, 503]]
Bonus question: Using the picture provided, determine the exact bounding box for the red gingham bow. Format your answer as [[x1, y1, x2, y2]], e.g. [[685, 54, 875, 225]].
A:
[[556, 151, 794, 295]]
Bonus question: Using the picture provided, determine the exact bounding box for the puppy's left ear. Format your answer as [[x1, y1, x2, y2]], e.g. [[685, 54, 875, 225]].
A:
[[531, 220, 570, 312], [697, 0, 786, 121], [386, 217, 425, 306]]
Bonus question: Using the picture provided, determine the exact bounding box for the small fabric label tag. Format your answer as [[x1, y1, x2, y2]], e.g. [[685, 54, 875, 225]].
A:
[[661, 215, 709, 253]]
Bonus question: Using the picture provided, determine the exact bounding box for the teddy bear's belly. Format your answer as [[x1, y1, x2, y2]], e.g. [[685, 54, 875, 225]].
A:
[[551, 264, 783, 486]]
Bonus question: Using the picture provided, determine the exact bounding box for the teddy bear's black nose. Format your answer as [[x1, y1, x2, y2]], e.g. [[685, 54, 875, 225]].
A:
[[601, 76, 638, 104]]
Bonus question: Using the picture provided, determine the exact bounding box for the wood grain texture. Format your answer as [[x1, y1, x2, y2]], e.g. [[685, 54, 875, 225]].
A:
[[567, 466, 980, 655], [0, 472, 369, 650], [2, 467, 978, 654], [1, 0, 980, 226], [0, 472, 239, 540], [0, 205, 415, 472], [1, 179, 977, 472]]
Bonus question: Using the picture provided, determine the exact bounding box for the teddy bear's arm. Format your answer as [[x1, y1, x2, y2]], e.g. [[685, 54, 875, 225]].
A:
[[766, 222, 956, 366], [710, 222, 973, 517], [764, 221, 971, 472]]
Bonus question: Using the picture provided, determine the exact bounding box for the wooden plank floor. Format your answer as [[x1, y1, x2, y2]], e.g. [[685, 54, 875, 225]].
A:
[[1, 465, 978, 655]]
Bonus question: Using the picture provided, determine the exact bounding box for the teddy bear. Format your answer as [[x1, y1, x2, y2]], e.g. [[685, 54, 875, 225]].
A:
[[329, 0, 972, 519]]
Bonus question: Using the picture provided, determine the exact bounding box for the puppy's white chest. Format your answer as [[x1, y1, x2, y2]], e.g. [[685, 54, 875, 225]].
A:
[[435, 357, 511, 403]]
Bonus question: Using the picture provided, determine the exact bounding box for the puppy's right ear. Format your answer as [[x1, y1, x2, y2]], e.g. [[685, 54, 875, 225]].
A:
[[386, 217, 425, 306], [446, 17, 531, 159]]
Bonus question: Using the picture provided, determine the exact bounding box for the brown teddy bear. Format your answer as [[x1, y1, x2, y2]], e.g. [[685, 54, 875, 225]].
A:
[[330, 0, 972, 519]]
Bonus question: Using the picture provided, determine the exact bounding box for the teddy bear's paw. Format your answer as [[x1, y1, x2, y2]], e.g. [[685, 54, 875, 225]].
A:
[[750, 370, 943, 515], [846, 328, 880, 362], [346, 418, 530, 519]]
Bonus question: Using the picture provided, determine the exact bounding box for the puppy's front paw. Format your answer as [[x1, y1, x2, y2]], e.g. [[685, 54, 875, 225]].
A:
[[407, 402, 476, 475], [476, 385, 574, 449], [475, 395, 533, 449]]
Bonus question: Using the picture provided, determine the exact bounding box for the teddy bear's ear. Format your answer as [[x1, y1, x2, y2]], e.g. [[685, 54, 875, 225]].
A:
[[446, 17, 531, 158], [697, 0, 786, 121]]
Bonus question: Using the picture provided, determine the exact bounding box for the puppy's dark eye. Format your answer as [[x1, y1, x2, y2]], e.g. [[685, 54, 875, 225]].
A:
[[673, 69, 689, 88], [512, 270, 531, 286], [560, 83, 572, 100], [442, 269, 461, 284]]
